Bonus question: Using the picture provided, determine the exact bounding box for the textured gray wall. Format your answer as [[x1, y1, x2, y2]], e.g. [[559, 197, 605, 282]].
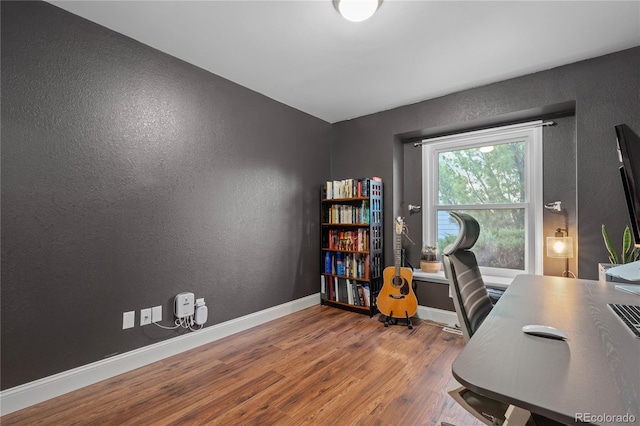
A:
[[1, 1, 330, 389], [332, 47, 640, 280]]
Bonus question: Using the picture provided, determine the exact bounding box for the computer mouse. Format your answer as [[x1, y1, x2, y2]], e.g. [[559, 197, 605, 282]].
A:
[[522, 324, 568, 340]]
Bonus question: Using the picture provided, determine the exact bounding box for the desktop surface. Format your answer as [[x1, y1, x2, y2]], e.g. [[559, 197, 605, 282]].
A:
[[452, 274, 639, 425]]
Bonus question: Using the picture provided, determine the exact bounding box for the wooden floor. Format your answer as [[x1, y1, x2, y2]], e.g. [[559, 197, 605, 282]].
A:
[[2, 305, 483, 426]]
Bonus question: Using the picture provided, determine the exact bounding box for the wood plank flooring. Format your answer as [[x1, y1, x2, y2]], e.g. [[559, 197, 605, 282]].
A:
[[1, 305, 483, 426]]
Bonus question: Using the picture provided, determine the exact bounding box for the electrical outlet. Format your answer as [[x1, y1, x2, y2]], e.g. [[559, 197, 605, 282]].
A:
[[151, 305, 162, 323], [123, 311, 135, 329], [140, 308, 152, 326]]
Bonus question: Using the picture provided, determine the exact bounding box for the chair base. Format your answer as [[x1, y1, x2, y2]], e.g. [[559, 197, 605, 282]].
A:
[[447, 378, 533, 426]]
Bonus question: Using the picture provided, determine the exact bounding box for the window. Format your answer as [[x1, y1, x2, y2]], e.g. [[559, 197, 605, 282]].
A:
[[422, 121, 543, 277]]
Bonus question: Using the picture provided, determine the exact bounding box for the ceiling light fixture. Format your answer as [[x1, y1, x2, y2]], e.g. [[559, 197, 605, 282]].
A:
[[334, 0, 381, 22]]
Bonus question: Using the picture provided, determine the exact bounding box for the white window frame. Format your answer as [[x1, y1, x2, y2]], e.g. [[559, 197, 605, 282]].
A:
[[422, 121, 544, 277]]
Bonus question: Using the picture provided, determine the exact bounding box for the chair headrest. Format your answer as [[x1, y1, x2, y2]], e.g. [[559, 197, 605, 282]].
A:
[[442, 212, 480, 255]]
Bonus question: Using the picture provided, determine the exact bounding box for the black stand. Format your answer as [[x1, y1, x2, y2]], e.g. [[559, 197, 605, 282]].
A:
[[401, 249, 415, 270], [382, 310, 413, 330]]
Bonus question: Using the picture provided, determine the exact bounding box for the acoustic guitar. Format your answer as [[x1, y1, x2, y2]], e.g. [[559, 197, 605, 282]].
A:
[[377, 217, 418, 328]]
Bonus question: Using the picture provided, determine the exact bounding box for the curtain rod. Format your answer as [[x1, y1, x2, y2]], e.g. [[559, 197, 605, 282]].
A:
[[413, 120, 556, 147]]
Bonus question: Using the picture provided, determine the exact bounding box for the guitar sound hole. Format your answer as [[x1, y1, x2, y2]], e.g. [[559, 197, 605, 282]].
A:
[[392, 276, 410, 295]]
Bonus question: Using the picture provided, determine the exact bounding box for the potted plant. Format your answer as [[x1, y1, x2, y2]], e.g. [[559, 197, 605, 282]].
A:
[[420, 245, 441, 273], [600, 224, 640, 280]]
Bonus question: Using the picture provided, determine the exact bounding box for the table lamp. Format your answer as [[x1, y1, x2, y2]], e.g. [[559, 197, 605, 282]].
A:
[[547, 228, 574, 277]]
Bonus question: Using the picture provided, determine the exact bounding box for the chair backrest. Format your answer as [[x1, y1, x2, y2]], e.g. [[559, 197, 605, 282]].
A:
[[442, 212, 493, 342]]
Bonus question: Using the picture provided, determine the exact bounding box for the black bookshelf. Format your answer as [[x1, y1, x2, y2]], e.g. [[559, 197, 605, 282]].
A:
[[320, 178, 383, 317]]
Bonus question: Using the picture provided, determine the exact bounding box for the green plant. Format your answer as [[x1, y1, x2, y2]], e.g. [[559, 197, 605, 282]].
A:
[[421, 245, 438, 261], [602, 224, 640, 264]]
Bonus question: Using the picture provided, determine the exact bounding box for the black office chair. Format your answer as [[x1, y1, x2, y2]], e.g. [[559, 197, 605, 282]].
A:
[[441, 212, 565, 426], [442, 212, 534, 426], [441, 211, 494, 343]]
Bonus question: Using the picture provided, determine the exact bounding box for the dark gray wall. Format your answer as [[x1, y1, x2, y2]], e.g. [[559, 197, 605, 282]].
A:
[[1, 1, 330, 390], [332, 47, 640, 280]]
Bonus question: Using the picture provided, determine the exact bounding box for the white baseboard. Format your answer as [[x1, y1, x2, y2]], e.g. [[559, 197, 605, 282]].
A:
[[416, 305, 458, 326], [0, 293, 320, 416]]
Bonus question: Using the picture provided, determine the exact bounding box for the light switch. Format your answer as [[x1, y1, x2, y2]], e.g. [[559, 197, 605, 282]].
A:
[[151, 305, 162, 323], [123, 311, 135, 329]]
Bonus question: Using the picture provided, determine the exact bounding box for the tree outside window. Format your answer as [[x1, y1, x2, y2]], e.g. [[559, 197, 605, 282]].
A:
[[437, 142, 525, 270], [422, 122, 543, 276]]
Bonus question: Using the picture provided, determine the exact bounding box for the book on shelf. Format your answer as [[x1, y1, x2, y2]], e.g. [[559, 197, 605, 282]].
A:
[[322, 276, 370, 307], [325, 229, 369, 251], [338, 277, 351, 304], [323, 252, 370, 280], [325, 201, 370, 225], [355, 283, 365, 306], [323, 178, 374, 200], [363, 284, 370, 307], [355, 283, 362, 306], [330, 276, 334, 301]]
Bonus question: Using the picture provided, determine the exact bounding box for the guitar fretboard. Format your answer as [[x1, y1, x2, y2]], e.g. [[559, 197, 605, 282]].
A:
[[395, 220, 402, 277]]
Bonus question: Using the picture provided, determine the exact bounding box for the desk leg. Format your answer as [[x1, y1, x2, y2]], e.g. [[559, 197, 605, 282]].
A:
[[504, 405, 531, 426]]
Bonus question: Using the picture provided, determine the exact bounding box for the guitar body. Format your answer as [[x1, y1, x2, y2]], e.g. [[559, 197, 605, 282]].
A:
[[378, 265, 418, 319]]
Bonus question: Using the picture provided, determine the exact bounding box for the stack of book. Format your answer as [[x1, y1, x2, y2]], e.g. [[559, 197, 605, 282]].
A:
[[325, 202, 370, 224], [322, 177, 381, 199], [324, 252, 370, 280], [321, 276, 370, 307], [325, 229, 369, 251]]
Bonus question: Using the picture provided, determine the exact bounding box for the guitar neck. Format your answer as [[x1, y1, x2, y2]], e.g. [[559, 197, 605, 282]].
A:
[[395, 227, 402, 276]]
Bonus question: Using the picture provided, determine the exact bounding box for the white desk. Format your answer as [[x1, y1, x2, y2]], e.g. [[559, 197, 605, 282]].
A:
[[452, 274, 640, 425]]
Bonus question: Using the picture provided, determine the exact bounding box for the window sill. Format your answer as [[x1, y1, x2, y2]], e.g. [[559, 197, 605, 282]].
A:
[[412, 269, 514, 290]]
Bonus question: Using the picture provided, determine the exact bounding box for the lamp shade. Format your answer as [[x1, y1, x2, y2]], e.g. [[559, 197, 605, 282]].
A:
[[546, 236, 574, 258]]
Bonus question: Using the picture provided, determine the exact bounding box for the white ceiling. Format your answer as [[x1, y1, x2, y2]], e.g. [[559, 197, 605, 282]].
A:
[[50, 1, 640, 123]]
